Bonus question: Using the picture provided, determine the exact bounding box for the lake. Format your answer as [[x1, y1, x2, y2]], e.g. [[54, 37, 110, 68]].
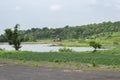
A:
[[0, 43, 98, 52]]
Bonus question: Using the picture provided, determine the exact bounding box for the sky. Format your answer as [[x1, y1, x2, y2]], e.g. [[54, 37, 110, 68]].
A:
[[0, 0, 120, 34]]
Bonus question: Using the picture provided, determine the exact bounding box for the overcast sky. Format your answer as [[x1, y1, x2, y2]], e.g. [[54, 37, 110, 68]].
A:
[[0, 0, 120, 34]]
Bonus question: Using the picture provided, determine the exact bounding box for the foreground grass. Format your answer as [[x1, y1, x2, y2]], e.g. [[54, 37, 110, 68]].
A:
[[0, 49, 120, 66]]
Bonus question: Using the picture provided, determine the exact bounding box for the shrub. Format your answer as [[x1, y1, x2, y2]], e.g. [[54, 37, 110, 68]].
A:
[[53, 59, 67, 63], [113, 42, 119, 45], [59, 47, 73, 52], [92, 61, 98, 67], [0, 48, 5, 51], [89, 41, 102, 52], [53, 59, 61, 63]]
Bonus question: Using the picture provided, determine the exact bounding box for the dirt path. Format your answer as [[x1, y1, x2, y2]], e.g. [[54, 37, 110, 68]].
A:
[[0, 64, 120, 80]]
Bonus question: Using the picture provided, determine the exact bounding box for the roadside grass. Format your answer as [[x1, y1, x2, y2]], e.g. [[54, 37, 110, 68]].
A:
[[0, 49, 120, 66], [1, 58, 120, 71]]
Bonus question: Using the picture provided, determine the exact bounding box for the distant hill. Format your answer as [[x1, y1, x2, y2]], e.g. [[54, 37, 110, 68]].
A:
[[0, 21, 120, 42]]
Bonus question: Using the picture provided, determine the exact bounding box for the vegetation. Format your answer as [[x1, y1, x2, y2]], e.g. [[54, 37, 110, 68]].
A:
[[59, 47, 73, 52], [0, 21, 119, 70], [4, 24, 23, 50], [89, 41, 101, 52], [0, 48, 120, 66], [0, 48, 4, 51], [0, 21, 120, 42]]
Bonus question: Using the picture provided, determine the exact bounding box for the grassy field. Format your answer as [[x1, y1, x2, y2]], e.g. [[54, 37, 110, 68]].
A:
[[60, 32, 120, 47], [32, 32, 120, 47], [0, 32, 120, 70], [0, 48, 120, 66]]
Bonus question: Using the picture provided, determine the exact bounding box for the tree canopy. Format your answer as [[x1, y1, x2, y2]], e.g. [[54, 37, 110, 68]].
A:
[[0, 21, 120, 42], [4, 24, 23, 50]]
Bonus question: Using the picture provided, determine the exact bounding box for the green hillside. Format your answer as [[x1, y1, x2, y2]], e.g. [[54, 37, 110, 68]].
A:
[[86, 32, 120, 47], [0, 21, 120, 47]]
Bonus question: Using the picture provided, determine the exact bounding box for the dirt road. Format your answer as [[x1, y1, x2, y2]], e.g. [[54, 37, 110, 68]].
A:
[[0, 64, 120, 80]]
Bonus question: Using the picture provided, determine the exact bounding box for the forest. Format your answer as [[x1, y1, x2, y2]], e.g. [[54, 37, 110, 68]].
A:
[[0, 21, 120, 42]]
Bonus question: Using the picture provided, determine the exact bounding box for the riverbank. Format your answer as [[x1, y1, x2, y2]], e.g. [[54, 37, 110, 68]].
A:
[[0, 42, 58, 44]]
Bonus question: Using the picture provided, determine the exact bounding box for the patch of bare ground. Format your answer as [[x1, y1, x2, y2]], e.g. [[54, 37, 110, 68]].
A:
[[0, 63, 120, 80]]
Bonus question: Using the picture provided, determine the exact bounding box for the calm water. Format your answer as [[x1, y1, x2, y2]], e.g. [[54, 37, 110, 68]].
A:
[[0, 44, 96, 52]]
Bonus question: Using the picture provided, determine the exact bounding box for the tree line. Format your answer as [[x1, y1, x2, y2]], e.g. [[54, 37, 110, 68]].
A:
[[0, 21, 120, 42]]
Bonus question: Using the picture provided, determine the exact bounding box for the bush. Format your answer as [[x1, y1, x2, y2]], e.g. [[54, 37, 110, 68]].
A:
[[53, 59, 61, 63], [92, 61, 98, 67], [53, 59, 67, 63], [59, 47, 73, 52], [89, 41, 102, 52], [0, 48, 5, 51], [113, 42, 119, 45]]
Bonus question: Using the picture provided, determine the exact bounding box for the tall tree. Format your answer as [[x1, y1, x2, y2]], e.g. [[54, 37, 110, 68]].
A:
[[5, 24, 23, 50]]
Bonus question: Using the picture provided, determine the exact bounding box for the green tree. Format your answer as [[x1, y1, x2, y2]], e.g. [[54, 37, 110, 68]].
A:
[[0, 34, 7, 42], [5, 24, 23, 50], [0, 21, 120, 41], [89, 41, 101, 52]]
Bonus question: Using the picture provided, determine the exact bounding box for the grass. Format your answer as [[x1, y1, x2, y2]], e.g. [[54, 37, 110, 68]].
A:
[[93, 32, 120, 45], [35, 32, 120, 47], [60, 39, 89, 47], [19, 32, 120, 47], [0, 48, 120, 66], [61, 32, 120, 47]]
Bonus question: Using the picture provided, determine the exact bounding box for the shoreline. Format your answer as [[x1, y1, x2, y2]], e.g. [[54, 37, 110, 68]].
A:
[[0, 42, 61, 45]]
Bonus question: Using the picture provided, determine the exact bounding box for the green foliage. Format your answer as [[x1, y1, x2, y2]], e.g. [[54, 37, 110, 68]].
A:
[[89, 41, 102, 52], [0, 49, 120, 66], [4, 24, 23, 50], [17, 21, 120, 40], [0, 34, 7, 42], [52, 59, 65, 63], [59, 47, 73, 52], [1, 21, 120, 42], [113, 42, 119, 45], [0, 48, 5, 51], [92, 61, 98, 67], [78, 39, 86, 43], [53, 59, 67, 63]]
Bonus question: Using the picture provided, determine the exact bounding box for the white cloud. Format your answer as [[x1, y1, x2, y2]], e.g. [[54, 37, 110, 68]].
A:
[[49, 4, 62, 11]]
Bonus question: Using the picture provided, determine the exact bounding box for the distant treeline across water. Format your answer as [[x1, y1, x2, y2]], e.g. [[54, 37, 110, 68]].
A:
[[0, 21, 120, 42]]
